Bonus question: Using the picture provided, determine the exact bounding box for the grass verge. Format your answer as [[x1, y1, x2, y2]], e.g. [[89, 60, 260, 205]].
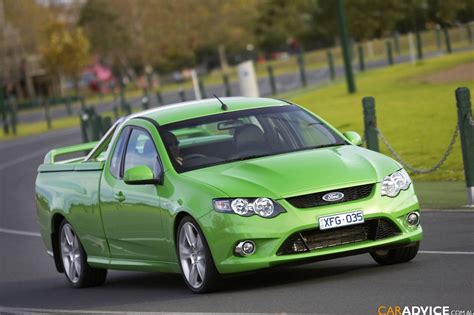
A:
[[415, 181, 469, 209]]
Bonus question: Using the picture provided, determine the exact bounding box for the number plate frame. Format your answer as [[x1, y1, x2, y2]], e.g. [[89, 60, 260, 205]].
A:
[[318, 210, 364, 230]]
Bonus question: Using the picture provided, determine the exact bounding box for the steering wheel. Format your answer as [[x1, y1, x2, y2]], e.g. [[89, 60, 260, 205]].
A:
[[183, 153, 207, 162]]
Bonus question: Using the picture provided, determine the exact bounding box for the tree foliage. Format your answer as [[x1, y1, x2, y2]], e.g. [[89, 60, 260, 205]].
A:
[[40, 19, 91, 81], [78, 0, 257, 72], [6, 0, 474, 77]]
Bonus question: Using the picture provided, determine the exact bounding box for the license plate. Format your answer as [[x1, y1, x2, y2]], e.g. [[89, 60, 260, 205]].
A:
[[318, 210, 364, 230]]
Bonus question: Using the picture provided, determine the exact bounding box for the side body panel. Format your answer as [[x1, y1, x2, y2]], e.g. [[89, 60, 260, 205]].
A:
[[36, 164, 109, 259]]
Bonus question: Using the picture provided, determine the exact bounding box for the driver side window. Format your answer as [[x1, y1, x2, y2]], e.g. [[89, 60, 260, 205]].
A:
[[123, 128, 162, 178]]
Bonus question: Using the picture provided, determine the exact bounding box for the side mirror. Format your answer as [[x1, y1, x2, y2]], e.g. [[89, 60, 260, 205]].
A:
[[343, 131, 363, 146], [124, 165, 159, 185]]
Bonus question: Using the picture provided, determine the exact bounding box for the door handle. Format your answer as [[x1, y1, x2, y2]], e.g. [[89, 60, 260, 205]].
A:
[[114, 191, 126, 202]]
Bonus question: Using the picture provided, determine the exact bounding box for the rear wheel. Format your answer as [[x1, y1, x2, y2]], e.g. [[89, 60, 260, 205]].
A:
[[177, 216, 220, 293], [59, 220, 107, 288], [370, 242, 420, 265]]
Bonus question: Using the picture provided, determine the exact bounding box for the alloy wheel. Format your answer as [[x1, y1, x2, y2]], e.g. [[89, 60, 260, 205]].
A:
[[60, 223, 81, 283], [178, 222, 206, 288]]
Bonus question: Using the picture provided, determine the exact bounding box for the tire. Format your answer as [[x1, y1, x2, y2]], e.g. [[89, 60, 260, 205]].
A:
[[59, 220, 107, 288], [176, 216, 221, 293], [370, 242, 420, 265]]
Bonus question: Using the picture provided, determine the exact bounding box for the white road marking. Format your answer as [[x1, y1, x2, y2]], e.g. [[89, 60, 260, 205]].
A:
[[0, 148, 48, 171], [419, 250, 474, 255], [0, 307, 274, 315], [0, 228, 41, 237]]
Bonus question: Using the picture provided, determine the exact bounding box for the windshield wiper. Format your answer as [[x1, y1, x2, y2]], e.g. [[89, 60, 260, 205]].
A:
[[236, 153, 272, 161], [311, 143, 346, 149]]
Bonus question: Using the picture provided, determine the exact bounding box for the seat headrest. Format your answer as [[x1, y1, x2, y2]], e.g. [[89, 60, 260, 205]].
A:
[[234, 124, 265, 150]]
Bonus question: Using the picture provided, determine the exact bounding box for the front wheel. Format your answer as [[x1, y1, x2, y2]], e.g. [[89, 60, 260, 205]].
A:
[[59, 220, 107, 288], [177, 216, 220, 293], [370, 242, 420, 265]]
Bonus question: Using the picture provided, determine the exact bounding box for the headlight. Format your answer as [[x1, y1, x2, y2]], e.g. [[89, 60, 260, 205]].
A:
[[381, 169, 412, 197], [213, 198, 285, 218]]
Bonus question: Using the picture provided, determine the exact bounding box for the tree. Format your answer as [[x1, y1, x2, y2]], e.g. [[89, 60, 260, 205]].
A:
[[41, 19, 90, 95], [3, 0, 51, 54], [254, 0, 312, 53]]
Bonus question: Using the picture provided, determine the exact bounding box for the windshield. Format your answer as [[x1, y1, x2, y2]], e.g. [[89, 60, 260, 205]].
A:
[[160, 105, 346, 172]]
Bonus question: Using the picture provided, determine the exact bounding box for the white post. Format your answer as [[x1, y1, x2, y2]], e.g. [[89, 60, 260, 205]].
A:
[[191, 69, 201, 100], [408, 32, 416, 64], [237, 60, 259, 97], [366, 41, 374, 60], [467, 187, 474, 207]]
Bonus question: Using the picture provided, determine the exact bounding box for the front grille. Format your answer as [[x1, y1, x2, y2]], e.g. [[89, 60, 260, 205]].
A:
[[286, 184, 374, 208], [277, 218, 400, 255]]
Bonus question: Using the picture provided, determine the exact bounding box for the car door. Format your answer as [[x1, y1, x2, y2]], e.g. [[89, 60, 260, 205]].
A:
[[100, 125, 166, 261]]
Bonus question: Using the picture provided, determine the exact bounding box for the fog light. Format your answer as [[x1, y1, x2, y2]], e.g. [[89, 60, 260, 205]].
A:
[[234, 240, 256, 256], [406, 211, 420, 226]]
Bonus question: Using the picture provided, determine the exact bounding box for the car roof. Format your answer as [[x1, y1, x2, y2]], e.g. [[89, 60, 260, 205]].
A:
[[134, 97, 289, 126]]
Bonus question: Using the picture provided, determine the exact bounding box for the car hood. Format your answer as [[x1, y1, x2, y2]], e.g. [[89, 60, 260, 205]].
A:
[[182, 145, 400, 199]]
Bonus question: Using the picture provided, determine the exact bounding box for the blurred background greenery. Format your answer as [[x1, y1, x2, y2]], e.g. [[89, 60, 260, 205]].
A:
[[1, 0, 473, 99]]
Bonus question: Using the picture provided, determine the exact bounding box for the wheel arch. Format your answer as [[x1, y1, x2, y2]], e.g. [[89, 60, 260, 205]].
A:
[[51, 213, 66, 273]]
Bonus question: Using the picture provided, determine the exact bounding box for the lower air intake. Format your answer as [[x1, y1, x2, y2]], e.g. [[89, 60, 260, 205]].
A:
[[277, 218, 400, 255]]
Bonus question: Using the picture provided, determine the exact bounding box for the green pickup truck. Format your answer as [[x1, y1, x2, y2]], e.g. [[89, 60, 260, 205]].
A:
[[36, 97, 422, 293]]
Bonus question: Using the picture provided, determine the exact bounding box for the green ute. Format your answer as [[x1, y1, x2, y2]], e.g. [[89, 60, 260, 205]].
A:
[[35, 97, 422, 293]]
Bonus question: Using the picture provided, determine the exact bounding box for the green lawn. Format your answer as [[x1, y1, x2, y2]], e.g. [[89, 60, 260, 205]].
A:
[[286, 50, 474, 182]]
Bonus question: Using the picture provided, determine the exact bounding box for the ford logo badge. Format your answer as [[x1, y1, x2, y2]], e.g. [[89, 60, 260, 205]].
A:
[[322, 192, 344, 202]]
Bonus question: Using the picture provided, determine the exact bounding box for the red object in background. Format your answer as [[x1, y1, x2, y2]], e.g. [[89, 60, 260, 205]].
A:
[[94, 64, 112, 81], [84, 58, 114, 93]]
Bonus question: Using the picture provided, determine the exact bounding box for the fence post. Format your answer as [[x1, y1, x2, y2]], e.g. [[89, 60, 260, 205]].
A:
[[358, 44, 365, 72], [156, 90, 163, 106], [8, 98, 17, 135], [435, 25, 442, 50], [455, 87, 474, 206], [79, 111, 89, 143], [113, 106, 119, 120], [467, 23, 474, 45], [327, 50, 335, 81], [0, 84, 9, 135], [393, 32, 400, 55], [297, 53, 307, 87], [42, 99, 50, 130], [178, 89, 186, 102], [223, 74, 231, 97], [141, 95, 149, 110], [386, 41, 394, 65], [65, 96, 72, 115], [198, 76, 207, 99], [415, 31, 423, 60], [443, 27, 452, 54], [102, 116, 112, 133], [91, 115, 102, 141], [362, 96, 379, 152], [267, 65, 277, 95]]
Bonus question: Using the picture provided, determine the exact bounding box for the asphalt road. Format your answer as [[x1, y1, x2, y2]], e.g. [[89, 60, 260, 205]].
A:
[[0, 129, 473, 314], [12, 50, 448, 125]]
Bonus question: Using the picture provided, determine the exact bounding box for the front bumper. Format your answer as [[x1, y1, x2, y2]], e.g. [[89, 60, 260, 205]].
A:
[[199, 183, 423, 274]]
